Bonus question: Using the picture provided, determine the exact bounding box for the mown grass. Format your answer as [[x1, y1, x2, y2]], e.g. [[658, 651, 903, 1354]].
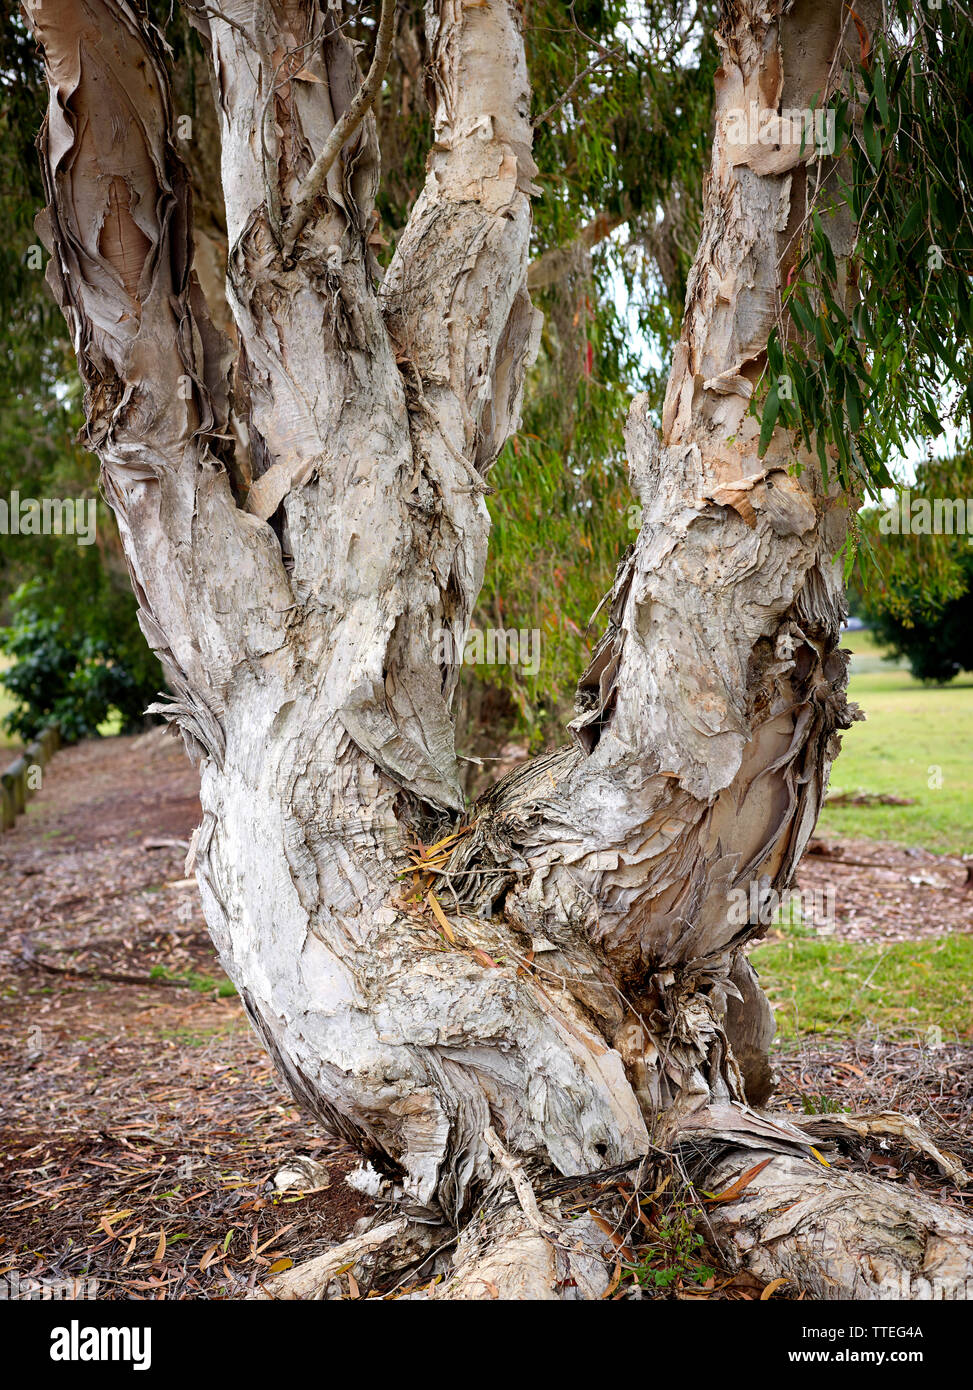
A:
[[816, 629, 973, 854], [751, 932, 973, 1040], [757, 629, 973, 1039]]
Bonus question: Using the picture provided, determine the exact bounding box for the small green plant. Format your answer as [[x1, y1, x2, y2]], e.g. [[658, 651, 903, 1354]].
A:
[[631, 1196, 714, 1291], [801, 1093, 847, 1116]]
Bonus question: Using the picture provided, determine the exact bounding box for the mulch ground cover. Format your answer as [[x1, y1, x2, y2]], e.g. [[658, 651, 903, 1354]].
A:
[[1, 733, 969, 1298]]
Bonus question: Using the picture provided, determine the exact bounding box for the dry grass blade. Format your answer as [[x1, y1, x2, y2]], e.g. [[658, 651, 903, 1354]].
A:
[[426, 891, 457, 943]]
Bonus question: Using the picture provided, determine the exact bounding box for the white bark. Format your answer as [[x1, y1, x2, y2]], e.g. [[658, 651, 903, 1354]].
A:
[[705, 1147, 973, 1300], [27, 0, 970, 1298]]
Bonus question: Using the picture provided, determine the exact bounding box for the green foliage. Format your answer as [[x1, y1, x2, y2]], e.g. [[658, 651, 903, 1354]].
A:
[[756, 6, 972, 496], [473, 286, 638, 743], [0, 573, 163, 743], [0, 358, 162, 744], [0, 4, 66, 399], [800, 1093, 847, 1116], [461, 2, 718, 746], [855, 451, 973, 683], [869, 580, 973, 684], [631, 1194, 714, 1290], [0, 385, 89, 601]]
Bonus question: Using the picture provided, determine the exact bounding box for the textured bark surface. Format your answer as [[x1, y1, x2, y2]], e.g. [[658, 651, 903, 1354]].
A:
[[705, 1147, 973, 1300], [27, 0, 969, 1297]]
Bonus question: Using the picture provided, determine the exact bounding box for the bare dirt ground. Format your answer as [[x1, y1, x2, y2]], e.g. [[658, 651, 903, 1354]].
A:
[[797, 838, 973, 942], [0, 733, 376, 1299], [0, 733, 970, 1299]]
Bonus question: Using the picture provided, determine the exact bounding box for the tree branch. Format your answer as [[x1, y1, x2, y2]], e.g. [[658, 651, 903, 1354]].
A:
[[24, 0, 292, 760], [281, 0, 397, 256], [380, 0, 541, 474], [531, 44, 623, 128]]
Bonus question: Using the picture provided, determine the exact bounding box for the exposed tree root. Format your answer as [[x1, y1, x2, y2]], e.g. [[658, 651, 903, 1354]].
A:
[[789, 1111, 969, 1188], [258, 1107, 973, 1301], [426, 1208, 614, 1301], [253, 1220, 412, 1300], [702, 1148, 973, 1300], [422, 1126, 617, 1299]]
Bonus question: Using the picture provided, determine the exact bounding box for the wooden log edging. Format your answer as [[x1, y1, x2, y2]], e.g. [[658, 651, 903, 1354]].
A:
[[0, 724, 60, 831]]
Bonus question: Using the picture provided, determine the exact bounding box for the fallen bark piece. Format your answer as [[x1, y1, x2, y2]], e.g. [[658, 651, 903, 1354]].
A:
[[251, 1218, 409, 1300], [791, 1110, 969, 1187], [272, 1156, 333, 1192]]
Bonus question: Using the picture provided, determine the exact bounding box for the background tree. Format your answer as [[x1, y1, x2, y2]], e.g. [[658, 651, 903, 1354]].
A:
[[854, 450, 973, 684]]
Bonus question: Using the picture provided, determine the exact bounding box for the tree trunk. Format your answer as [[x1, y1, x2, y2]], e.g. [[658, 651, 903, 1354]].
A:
[[26, 0, 973, 1293]]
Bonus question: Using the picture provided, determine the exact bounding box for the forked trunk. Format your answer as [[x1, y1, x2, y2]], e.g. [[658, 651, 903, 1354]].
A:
[[26, 0, 973, 1295]]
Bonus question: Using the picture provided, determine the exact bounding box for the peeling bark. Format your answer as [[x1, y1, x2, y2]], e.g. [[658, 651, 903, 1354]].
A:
[[704, 1148, 973, 1300], [27, 0, 969, 1298]]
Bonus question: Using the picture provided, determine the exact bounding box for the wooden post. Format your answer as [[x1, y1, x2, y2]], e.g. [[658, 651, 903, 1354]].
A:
[[1, 723, 60, 830], [1, 758, 27, 815], [25, 741, 42, 775]]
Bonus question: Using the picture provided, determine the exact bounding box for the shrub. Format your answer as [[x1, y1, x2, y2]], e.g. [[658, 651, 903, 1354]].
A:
[[0, 574, 163, 742]]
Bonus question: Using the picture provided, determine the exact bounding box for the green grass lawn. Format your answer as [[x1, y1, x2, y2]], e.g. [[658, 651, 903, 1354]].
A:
[[751, 932, 973, 1041], [816, 629, 973, 854], [754, 627, 973, 1040], [759, 628, 973, 1038]]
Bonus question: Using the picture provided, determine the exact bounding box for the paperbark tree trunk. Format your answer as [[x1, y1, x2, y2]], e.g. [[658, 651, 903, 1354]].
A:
[[26, 0, 973, 1295]]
